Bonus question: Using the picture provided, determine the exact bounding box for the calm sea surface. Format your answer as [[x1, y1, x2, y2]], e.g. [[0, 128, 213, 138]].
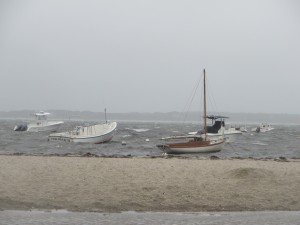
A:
[[1, 119, 300, 158]]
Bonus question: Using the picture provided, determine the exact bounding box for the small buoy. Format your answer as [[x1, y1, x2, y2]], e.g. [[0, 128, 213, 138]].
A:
[[121, 141, 127, 145]]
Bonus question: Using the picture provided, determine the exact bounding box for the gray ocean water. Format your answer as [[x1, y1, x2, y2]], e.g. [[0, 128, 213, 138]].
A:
[[1, 119, 300, 158]]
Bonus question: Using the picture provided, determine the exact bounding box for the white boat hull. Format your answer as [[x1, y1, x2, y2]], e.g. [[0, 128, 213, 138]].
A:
[[27, 121, 64, 132], [208, 130, 242, 143], [260, 128, 275, 133], [189, 129, 242, 143], [158, 139, 225, 154], [251, 126, 275, 133], [251, 123, 275, 133], [49, 122, 117, 144]]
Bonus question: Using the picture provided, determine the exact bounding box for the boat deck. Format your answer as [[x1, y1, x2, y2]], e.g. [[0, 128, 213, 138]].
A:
[[49, 122, 117, 138]]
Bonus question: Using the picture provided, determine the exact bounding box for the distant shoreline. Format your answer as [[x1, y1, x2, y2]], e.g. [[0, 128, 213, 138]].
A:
[[2, 110, 300, 125], [1, 155, 299, 212]]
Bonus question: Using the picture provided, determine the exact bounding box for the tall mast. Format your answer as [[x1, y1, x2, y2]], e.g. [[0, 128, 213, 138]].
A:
[[203, 69, 207, 132]]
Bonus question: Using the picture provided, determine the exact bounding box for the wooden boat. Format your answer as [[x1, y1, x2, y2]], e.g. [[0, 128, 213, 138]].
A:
[[157, 135, 225, 154], [157, 69, 225, 154]]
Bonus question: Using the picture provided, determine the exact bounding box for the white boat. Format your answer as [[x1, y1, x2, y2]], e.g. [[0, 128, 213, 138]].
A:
[[208, 129, 242, 143], [206, 115, 242, 142], [48, 121, 117, 144], [238, 126, 248, 133], [157, 69, 225, 154], [187, 131, 238, 142], [251, 123, 274, 133], [14, 111, 63, 132], [188, 116, 243, 143]]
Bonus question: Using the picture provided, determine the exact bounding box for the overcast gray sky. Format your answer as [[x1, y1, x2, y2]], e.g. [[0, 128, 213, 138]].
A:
[[0, 0, 299, 114]]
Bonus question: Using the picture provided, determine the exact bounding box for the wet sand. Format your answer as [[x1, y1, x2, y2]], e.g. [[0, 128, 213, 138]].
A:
[[0, 155, 299, 212]]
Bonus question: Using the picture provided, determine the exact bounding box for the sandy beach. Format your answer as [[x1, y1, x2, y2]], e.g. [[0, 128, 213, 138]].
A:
[[0, 155, 299, 212]]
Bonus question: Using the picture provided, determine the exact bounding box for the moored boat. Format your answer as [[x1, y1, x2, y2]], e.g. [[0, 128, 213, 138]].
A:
[[14, 111, 63, 132], [251, 123, 274, 133], [157, 133, 225, 154], [48, 121, 117, 144], [206, 115, 242, 142], [157, 69, 225, 154]]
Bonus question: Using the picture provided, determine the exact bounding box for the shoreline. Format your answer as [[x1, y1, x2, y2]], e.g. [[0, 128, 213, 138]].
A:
[[2, 152, 300, 160], [0, 155, 299, 212]]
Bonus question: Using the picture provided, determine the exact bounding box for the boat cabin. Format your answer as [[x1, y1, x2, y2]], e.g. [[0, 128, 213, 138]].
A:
[[34, 111, 51, 121], [206, 115, 228, 133]]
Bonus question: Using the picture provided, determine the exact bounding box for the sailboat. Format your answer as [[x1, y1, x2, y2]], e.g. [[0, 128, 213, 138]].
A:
[[157, 69, 226, 154]]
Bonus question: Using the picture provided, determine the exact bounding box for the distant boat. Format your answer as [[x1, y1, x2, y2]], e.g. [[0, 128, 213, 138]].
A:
[[251, 123, 274, 133], [14, 111, 63, 132], [48, 109, 117, 144], [157, 69, 225, 154], [237, 126, 248, 133]]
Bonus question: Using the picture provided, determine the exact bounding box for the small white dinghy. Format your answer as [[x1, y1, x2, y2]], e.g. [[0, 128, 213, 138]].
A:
[[14, 111, 63, 132], [48, 121, 117, 144]]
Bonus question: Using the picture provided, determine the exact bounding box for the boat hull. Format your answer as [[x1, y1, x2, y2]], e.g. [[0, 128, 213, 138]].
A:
[[26, 121, 64, 132], [251, 127, 275, 133], [251, 123, 275, 133], [48, 122, 117, 144], [157, 139, 225, 154], [260, 128, 275, 133], [208, 131, 242, 143], [189, 129, 242, 143]]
